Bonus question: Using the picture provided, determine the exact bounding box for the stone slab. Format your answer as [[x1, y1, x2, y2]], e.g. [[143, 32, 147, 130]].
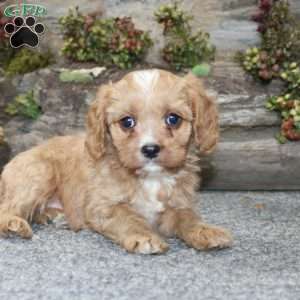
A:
[[0, 191, 300, 300]]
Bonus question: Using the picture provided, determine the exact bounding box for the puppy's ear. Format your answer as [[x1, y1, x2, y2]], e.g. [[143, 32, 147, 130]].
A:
[[85, 85, 110, 161], [185, 73, 219, 155]]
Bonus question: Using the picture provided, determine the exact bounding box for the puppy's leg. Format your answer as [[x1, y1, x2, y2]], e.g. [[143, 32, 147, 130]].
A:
[[0, 214, 33, 239], [0, 160, 55, 239], [86, 203, 169, 254], [158, 208, 233, 250], [33, 208, 61, 225]]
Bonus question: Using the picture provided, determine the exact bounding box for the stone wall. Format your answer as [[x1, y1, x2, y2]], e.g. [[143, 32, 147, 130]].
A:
[[1, 0, 299, 63], [1, 62, 300, 190], [1, 0, 300, 190], [38, 0, 260, 63]]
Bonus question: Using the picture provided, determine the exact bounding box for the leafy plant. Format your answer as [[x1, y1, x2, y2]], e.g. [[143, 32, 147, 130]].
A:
[[240, 0, 300, 142], [5, 48, 54, 76], [5, 90, 42, 120], [155, 3, 215, 70], [0, 9, 15, 68], [266, 62, 300, 141], [59, 7, 153, 69], [241, 0, 300, 82], [192, 63, 211, 77]]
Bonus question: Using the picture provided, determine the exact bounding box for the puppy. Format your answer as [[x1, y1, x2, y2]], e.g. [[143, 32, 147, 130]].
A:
[[0, 69, 232, 254]]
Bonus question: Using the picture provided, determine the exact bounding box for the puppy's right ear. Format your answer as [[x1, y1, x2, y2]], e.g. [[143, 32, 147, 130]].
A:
[[85, 85, 110, 161], [184, 73, 219, 155]]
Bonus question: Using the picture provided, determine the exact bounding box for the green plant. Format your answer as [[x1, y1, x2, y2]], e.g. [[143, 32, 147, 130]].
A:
[[155, 3, 215, 70], [5, 90, 42, 120], [4, 48, 54, 76], [241, 0, 300, 82], [59, 7, 153, 69], [59, 7, 92, 62], [240, 0, 300, 142], [266, 62, 300, 141], [192, 63, 211, 77], [0, 9, 15, 69]]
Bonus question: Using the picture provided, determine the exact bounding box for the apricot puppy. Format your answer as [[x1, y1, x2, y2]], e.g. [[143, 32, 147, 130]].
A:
[[0, 69, 232, 254]]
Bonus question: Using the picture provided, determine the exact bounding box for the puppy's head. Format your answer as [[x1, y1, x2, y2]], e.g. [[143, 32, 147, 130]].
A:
[[85, 69, 218, 172]]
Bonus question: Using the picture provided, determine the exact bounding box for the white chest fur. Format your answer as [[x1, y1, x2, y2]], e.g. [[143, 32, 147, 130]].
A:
[[132, 174, 176, 226]]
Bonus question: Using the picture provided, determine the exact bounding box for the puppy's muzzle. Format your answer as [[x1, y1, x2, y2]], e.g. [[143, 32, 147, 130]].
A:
[[141, 144, 160, 159]]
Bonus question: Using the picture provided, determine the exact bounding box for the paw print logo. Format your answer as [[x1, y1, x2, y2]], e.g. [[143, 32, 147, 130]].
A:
[[4, 16, 45, 48]]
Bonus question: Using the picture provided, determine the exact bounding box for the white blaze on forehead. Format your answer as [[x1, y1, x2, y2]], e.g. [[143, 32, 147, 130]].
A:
[[139, 128, 156, 147], [132, 70, 160, 94]]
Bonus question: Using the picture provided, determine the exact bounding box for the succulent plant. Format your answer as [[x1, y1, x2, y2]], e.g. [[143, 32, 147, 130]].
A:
[[4, 48, 54, 76], [0, 9, 15, 68], [59, 8, 153, 69], [241, 0, 300, 82], [155, 3, 215, 71], [242, 1, 300, 142], [5, 90, 42, 120], [266, 62, 300, 141], [192, 63, 211, 77]]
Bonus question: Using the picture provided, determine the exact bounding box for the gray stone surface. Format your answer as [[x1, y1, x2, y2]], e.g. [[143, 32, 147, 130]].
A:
[[42, 0, 298, 62], [0, 0, 261, 64], [218, 93, 281, 128], [1, 63, 300, 190], [0, 64, 284, 156], [202, 128, 300, 190], [1, 0, 299, 64], [0, 191, 300, 300]]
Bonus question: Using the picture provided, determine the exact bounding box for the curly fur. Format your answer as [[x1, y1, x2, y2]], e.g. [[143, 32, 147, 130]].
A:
[[0, 69, 232, 254]]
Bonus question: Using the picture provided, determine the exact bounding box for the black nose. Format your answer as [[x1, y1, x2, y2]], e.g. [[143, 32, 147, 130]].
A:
[[141, 144, 160, 159]]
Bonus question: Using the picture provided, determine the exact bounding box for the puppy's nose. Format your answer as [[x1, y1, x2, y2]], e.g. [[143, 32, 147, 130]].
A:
[[141, 144, 160, 159]]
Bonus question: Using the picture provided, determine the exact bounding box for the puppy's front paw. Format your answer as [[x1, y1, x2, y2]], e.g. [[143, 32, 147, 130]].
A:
[[123, 232, 169, 254], [4, 216, 33, 239], [183, 224, 233, 251]]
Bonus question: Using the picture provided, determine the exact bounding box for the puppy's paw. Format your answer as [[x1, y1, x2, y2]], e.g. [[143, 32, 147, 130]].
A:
[[123, 232, 169, 254], [33, 208, 61, 225], [3, 216, 33, 239], [184, 224, 233, 251]]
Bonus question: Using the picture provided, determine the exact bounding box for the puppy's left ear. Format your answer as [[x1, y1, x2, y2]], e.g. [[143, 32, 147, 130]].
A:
[[85, 85, 111, 161], [184, 73, 219, 155]]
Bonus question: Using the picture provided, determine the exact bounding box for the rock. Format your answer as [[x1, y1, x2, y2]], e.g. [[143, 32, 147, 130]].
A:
[[58, 67, 106, 83], [218, 94, 281, 127], [210, 20, 260, 60], [199, 61, 300, 190], [36, 0, 261, 65], [58, 67, 106, 78], [59, 71, 94, 83], [1, 64, 299, 190], [3, 68, 96, 155], [201, 128, 300, 190], [3, 0, 300, 66], [1, 0, 300, 190]]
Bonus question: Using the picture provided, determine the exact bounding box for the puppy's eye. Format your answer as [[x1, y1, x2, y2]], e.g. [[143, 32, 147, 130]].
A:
[[120, 116, 136, 129], [165, 113, 182, 127]]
